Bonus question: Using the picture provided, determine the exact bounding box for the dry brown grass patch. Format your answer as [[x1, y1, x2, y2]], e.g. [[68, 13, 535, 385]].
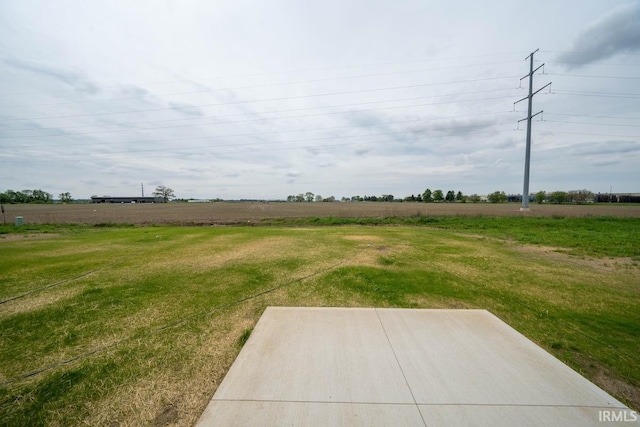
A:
[[82, 303, 261, 427], [0, 286, 86, 318]]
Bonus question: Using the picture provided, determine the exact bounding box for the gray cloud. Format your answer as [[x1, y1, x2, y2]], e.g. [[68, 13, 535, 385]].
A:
[[557, 2, 640, 68], [118, 85, 150, 97], [3, 58, 100, 94], [570, 140, 639, 156], [408, 118, 495, 138], [286, 171, 300, 184], [168, 101, 205, 117], [354, 145, 372, 156]]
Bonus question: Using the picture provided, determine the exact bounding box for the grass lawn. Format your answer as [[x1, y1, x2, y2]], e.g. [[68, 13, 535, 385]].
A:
[[0, 217, 639, 426]]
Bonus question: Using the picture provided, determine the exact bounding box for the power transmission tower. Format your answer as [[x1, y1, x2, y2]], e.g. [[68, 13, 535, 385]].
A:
[[514, 49, 551, 210]]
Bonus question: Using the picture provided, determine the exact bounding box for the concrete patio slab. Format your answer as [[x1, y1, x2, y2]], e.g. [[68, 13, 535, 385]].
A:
[[196, 307, 638, 426]]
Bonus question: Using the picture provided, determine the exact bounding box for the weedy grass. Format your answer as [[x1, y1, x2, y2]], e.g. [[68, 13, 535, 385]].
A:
[[0, 218, 638, 426]]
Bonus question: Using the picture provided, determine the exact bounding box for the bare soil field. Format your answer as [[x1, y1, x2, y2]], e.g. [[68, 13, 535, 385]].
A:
[[2, 202, 639, 225]]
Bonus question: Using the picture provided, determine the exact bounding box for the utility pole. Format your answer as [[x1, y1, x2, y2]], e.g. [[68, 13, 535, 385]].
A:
[[141, 182, 144, 197], [514, 49, 551, 210]]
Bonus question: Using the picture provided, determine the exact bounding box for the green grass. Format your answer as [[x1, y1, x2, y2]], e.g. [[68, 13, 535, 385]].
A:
[[262, 215, 640, 258], [0, 218, 639, 425]]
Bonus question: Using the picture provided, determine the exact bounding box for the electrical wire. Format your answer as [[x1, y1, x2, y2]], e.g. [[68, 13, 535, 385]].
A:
[[552, 91, 640, 99], [0, 129, 516, 164], [0, 53, 527, 98], [0, 75, 521, 123], [543, 120, 640, 128], [9, 113, 514, 150], [0, 60, 525, 110], [0, 89, 520, 138], [545, 73, 640, 80], [533, 130, 638, 138], [544, 112, 640, 121]]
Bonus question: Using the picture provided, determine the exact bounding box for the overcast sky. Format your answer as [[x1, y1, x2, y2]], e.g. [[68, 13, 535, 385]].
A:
[[0, 1, 638, 200]]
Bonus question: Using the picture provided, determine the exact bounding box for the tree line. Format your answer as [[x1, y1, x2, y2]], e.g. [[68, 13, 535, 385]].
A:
[[0, 185, 177, 204], [286, 189, 600, 204], [0, 189, 62, 204]]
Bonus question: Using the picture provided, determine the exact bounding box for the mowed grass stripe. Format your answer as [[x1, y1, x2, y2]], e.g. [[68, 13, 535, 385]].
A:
[[0, 228, 362, 383], [0, 222, 638, 426]]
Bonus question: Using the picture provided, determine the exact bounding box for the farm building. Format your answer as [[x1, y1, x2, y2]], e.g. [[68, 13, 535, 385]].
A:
[[594, 193, 640, 203], [91, 196, 163, 203]]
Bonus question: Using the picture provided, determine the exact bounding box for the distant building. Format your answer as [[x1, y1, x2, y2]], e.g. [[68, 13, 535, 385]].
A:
[[594, 193, 640, 203], [91, 196, 163, 203]]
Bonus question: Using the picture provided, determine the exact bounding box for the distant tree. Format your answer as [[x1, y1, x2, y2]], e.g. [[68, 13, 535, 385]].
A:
[[1, 189, 53, 203], [295, 193, 305, 202], [468, 194, 481, 203], [548, 191, 568, 204], [5, 190, 23, 203], [305, 192, 314, 202], [487, 191, 507, 203], [59, 192, 73, 203], [456, 191, 464, 202], [445, 190, 455, 202], [152, 185, 175, 203], [422, 188, 433, 203], [287, 195, 295, 202], [315, 194, 323, 202], [381, 194, 394, 202], [433, 189, 444, 202], [323, 196, 336, 202], [568, 189, 593, 204], [15, 190, 29, 203], [416, 193, 423, 202], [535, 191, 546, 204]]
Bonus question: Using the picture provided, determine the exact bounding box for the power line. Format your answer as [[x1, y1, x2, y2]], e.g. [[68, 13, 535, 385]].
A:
[[5, 127, 514, 158], [0, 128, 516, 162], [0, 90, 519, 139], [0, 53, 527, 98], [551, 91, 640, 99], [0, 97, 515, 152], [0, 75, 521, 123], [10, 112, 514, 149], [552, 89, 640, 97], [544, 61, 640, 67], [0, 88, 520, 135], [543, 120, 640, 128], [0, 60, 524, 110], [544, 112, 640, 121], [533, 130, 638, 138], [545, 73, 640, 80]]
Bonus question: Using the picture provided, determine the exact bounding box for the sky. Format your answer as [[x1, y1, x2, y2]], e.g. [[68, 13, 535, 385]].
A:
[[0, 0, 638, 200]]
